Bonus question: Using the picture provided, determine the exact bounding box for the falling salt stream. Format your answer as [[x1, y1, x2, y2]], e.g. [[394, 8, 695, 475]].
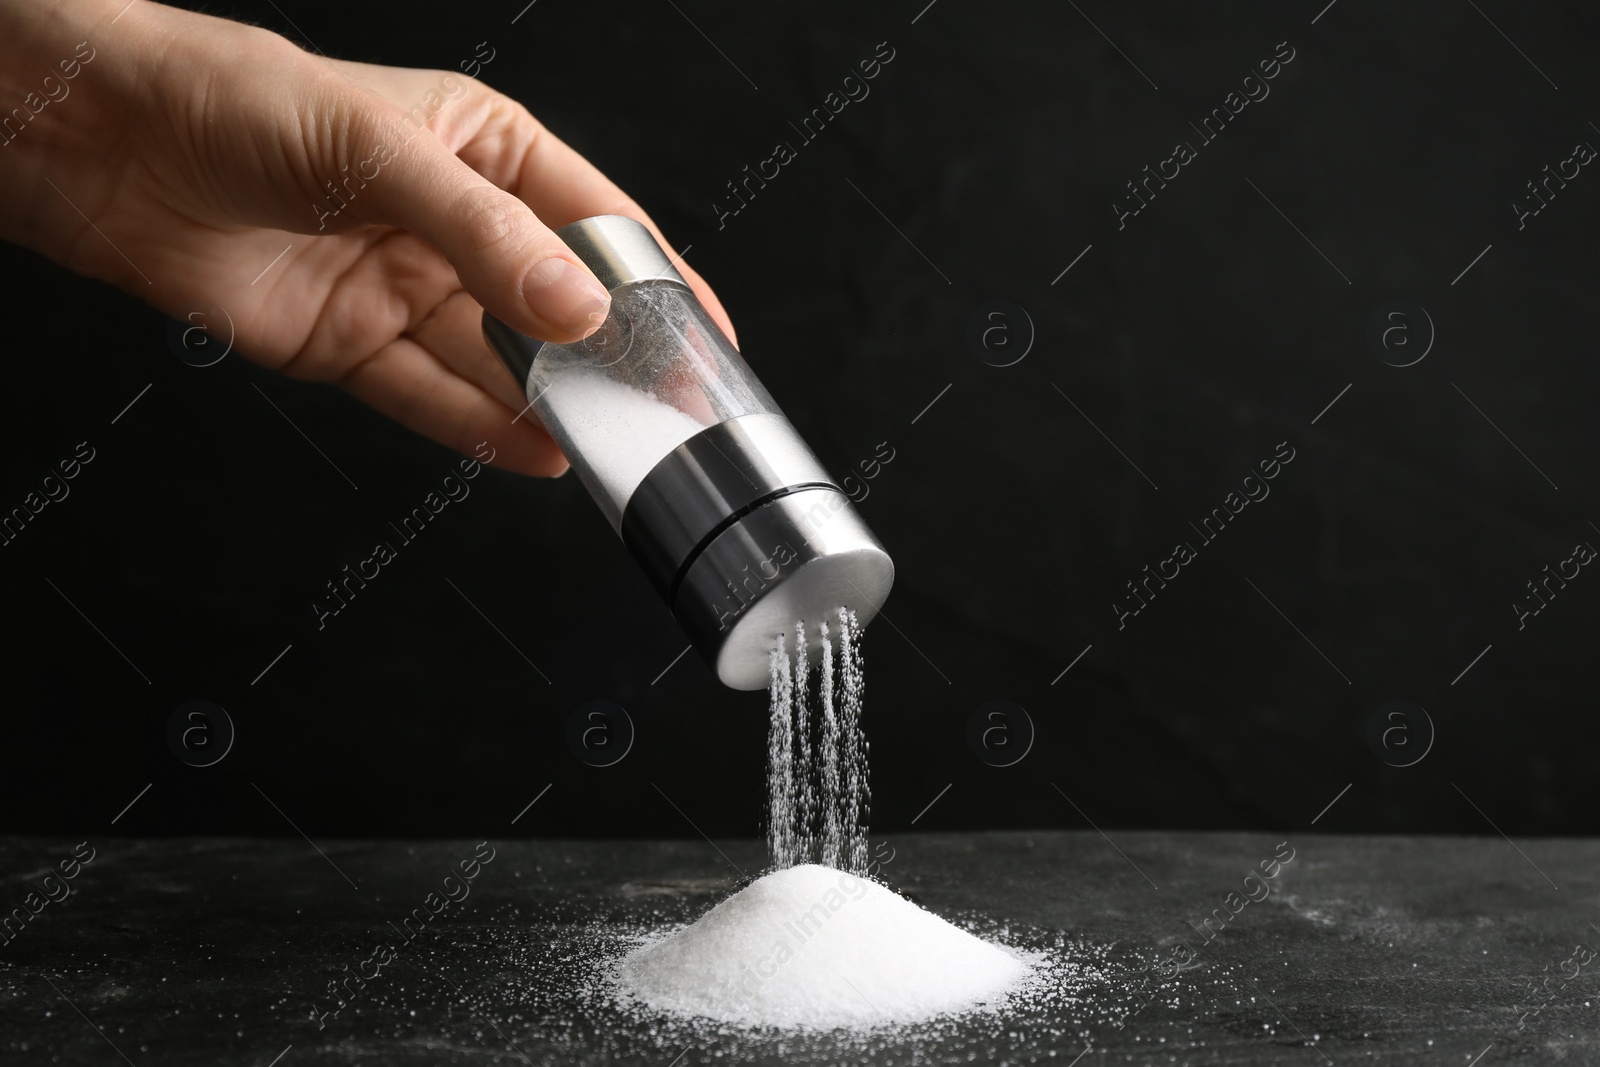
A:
[[837, 611, 869, 875], [764, 632, 797, 871], [767, 608, 869, 873], [613, 606, 1036, 1029], [791, 619, 814, 865]]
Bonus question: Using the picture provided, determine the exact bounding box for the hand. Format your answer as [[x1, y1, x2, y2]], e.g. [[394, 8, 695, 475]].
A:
[[0, 0, 737, 476]]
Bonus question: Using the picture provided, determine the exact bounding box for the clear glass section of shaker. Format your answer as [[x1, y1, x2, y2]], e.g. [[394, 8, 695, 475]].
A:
[[527, 279, 781, 531]]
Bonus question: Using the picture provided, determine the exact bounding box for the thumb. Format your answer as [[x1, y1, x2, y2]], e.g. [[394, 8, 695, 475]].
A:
[[366, 137, 610, 343]]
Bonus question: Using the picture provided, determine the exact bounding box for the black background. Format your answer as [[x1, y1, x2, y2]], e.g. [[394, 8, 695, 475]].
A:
[[2, 0, 1595, 842]]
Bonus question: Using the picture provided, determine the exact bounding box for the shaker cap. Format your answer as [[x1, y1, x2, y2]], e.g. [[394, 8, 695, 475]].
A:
[[480, 215, 688, 392], [557, 215, 688, 291]]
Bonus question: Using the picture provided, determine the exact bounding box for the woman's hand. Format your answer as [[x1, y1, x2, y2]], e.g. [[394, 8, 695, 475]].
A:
[[0, 0, 736, 475]]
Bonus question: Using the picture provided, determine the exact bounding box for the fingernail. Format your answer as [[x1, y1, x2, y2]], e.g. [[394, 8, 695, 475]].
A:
[[523, 257, 611, 337]]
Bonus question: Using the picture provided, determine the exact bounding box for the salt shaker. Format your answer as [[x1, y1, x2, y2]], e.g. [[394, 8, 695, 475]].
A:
[[482, 215, 893, 690]]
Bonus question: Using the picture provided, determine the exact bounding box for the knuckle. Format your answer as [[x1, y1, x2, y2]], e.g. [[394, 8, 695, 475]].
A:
[[450, 183, 532, 256]]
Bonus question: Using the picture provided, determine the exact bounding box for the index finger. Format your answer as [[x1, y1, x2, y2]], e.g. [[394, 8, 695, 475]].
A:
[[465, 108, 741, 350]]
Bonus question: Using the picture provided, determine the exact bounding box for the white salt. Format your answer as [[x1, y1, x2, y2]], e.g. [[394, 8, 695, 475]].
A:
[[539, 370, 708, 527], [767, 609, 870, 872], [614, 863, 1032, 1029], [835, 611, 868, 875], [816, 620, 843, 869], [789, 620, 815, 863], [613, 613, 1033, 1032], [764, 642, 798, 869]]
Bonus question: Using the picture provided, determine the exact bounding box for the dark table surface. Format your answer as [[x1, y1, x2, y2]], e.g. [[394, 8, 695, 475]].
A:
[[0, 831, 1593, 1065]]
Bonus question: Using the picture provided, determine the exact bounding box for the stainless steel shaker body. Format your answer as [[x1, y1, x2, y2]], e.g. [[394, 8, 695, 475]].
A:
[[482, 215, 893, 689]]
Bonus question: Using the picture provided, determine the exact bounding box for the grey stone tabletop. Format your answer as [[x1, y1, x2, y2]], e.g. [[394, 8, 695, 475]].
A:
[[0, 831, 1593, 1065]]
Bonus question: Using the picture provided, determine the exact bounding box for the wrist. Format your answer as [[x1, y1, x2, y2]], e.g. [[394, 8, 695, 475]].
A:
[[0, 1, 151, 266], [0, 0, 141, 151]]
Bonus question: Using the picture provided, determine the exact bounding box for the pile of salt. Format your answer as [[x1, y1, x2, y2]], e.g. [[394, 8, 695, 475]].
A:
[[615, 864, 1032, 1029]]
